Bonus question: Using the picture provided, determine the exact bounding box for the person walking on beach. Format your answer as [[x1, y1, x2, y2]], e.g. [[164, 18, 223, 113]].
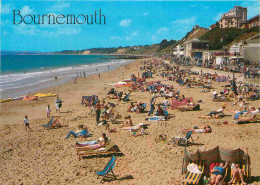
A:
[[24, 115, 32, 131], [95, 100, 101, 124], [46, 104, 51, 118], [55, 96, 62, 113], [148, 95, 157, 116], [98, 73, 101, 79]]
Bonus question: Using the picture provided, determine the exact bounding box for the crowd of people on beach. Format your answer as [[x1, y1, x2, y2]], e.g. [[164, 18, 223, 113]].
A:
[[21, 57, 259, 184]]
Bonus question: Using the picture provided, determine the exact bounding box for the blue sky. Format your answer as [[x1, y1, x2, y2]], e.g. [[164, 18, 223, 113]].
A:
[[1, 1, 259, 52]]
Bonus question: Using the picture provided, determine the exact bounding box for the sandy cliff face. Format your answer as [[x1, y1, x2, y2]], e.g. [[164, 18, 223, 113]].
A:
[[116, 48, 127, 54], [81, 50, 91, 55]]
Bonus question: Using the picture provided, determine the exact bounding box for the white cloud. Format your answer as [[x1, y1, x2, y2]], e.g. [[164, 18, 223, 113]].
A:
[[131, 31, 138, 37], [110, 36, 122, 40], [14, 24, 39, 35], [20, 5, 34, 15], [151, 35, 158, 42], [151, 27, 169, 42], [172, 16, 196, 25], [48, 1, 70, 12], [119, 19, 132, 27], [156, 27, 169, 34], [143, 12, 149, 16], [1, 3, 13, 14], [57, 27, 81, 35], [214, 12, 223, 21], [125, 36, 132, 41]]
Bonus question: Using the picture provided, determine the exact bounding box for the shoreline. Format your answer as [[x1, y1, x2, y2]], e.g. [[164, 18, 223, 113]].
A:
[[0, 58, 136, 99]]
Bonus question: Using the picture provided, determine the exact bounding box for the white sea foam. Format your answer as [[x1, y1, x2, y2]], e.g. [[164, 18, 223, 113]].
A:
[[0, 59, 132, 98]]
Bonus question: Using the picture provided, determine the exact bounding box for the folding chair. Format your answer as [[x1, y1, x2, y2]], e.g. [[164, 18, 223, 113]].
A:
[[180, 131, 194, 146], [96, 155, 117, 183]]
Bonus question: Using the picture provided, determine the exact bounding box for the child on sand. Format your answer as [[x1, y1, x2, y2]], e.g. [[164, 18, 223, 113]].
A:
[[46, 104, 51, 118], [24, 115, 32, 131]]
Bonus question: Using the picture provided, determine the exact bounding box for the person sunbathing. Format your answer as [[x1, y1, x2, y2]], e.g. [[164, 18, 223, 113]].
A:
[[198, 106, 225, 119], [65, 125, 89, 139], [182, 125, 212, 133], [106, 124, 117, 133], [119, 116, 133, 128], [228, 163, 246, 184], [234, 108, 260, 123], [76, 133, 108, 149], [209, 162, 228, 185], [133, 124, 146, 136], [127, 102, 135, 112]]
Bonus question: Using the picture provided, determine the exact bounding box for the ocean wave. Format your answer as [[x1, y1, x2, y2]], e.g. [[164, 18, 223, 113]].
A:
[[0, 59, 132, 95]]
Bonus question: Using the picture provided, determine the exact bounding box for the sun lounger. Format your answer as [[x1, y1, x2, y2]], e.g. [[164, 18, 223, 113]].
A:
[[76, 141, 121, 160], [206, 163, 228, 185], [228, 164, 249, 185], [96, 155, 117, 183], [184, 160, 204, 185]]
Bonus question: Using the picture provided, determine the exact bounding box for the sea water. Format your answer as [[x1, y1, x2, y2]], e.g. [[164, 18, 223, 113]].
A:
[[0, 55, 132, 99]]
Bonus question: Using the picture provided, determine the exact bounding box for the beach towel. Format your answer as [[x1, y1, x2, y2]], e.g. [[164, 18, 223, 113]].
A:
[[147, 116, 166, 121], [172, 98, 193, 109], [234, 111, 247, 119], [187, 163, 202, 174]]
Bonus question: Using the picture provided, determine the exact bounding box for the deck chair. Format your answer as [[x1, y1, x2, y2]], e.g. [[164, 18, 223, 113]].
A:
[[179, 131, 194, 146], [76, 141, 120, 160], [122, 94, 130, 102], [184, 160, 204, 185], [141, 103, 147, 112], [206, 163, 228, 185], [164, 110, 169, 120], [228, 164, 248, 185], [96, 155, 117, 183], [42, 117, 54, 128]]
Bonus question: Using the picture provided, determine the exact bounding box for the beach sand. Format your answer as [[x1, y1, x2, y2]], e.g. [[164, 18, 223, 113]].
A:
[[0, 59, 259, 185]]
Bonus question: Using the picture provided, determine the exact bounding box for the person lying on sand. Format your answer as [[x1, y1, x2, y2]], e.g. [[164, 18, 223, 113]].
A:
[[181, 125, 212, 134], [209, 162, 228, 185], [234, 108, 260, 123], [132, 124, 146, 136], [106, 124, 117, 133], [228, 162, 246, 184], [119, 116, 133, 128], [198, 106, 225, 119], [65, 125, 89, 139]]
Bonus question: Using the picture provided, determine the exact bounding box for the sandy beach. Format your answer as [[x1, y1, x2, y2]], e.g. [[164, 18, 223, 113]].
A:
[[0, 58, 259, 185]]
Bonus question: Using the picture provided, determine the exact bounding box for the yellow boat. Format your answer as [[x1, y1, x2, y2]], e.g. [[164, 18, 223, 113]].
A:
[[34, 93, 57, 98], [0, 98, 13, 103]]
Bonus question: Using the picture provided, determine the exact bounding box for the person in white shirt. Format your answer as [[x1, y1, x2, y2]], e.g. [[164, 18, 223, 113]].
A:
[[163, 97, 170, 107], [24, 115, 32, 131]]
